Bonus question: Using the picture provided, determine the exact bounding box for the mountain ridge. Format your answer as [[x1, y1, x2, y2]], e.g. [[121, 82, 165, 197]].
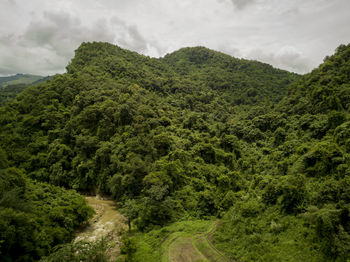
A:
[[0, 73, 44, 88]]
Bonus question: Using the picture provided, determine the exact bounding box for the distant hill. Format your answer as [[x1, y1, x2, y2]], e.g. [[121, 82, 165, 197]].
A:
[[30, 75, 53, 85], [0, 74, 44, 88], [0, 74, 52, 106]]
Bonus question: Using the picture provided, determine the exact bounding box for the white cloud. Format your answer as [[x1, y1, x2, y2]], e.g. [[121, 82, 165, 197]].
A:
[[247, 46, 311, 73], [230, 0, 255, 10], [0, 9, 157, 75], [0, 0, 349, 75]]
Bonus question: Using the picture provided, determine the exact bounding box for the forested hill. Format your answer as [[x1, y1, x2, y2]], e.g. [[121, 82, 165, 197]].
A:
[[0, 41, 298, 191], [0, 42, 349, 261], [0, 74, 51, 106], [281, 44, 350, 114], [162, 46, 295, 103], [0, 74, 43, 88], [66, 42, 298, 104], [213, 44, 350, 261]]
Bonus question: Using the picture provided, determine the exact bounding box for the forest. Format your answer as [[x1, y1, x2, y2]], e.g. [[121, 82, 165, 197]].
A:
[[0, 42, 349, 261], [0, 75, 50, 107]]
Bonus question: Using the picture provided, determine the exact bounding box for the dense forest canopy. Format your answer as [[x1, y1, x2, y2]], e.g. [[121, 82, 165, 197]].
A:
[[0, 42, 349, 261]]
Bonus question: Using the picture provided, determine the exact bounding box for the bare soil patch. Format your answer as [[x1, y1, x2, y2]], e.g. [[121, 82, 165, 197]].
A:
[[75, 196, 127, 260], [169, 237, 208, 262]]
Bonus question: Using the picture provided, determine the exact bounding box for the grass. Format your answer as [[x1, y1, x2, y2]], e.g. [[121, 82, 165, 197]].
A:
[[193, 235, 228, 262], [212, 207, 326, 262], [1, 75, 43, 87], [130, 220, 215, 262]]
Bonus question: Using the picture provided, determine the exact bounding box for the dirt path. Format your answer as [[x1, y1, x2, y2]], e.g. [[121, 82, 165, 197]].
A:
[[169, 237, 208, 262], [75, 198, 228, 262], [167, 222, 230, 262]]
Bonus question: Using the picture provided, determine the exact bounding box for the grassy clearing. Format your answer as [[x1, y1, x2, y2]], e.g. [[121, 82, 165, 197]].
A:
[[213, 207, 326, 262], [169, 237, 208, 262], [130, 220, 214, 262], [125, 219, 233, 262]]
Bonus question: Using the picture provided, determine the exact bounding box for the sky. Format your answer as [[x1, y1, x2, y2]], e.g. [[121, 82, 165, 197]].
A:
[[0, 0, 349, 76]]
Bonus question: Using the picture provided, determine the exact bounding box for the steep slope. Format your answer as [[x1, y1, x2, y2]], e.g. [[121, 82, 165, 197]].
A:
[[213, 44, 350, 261], [281, 44, 350, 114], [163, 46, 298, 104], [0, 41, 296, 195]]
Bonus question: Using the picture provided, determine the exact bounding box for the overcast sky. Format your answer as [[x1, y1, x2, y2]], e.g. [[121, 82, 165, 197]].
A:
[[0, 0, 349, 76]]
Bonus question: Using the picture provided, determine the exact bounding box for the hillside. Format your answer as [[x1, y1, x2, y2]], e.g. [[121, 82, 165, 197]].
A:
[[212, 44, 350, 261], [0, 74, 51, 106], [162, 46, 295, 104], [0, 42, 349, 261], [0, 74, 44, 88]]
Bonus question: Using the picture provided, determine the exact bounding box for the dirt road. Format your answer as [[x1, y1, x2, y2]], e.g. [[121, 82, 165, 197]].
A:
[[167, 222, 230, 262]]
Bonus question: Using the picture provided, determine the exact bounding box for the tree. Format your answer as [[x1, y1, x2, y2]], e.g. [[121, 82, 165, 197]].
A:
[[120, 236, 137, 261], [121, 199, 139, 232]]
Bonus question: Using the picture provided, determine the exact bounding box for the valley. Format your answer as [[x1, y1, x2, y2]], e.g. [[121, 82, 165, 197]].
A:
[[0, 42, 349, 261]]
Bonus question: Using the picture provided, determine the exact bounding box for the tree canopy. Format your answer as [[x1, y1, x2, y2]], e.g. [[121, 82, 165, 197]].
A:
[[1, 42, 350, 261]]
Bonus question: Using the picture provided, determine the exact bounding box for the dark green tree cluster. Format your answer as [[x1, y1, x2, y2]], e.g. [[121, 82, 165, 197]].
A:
[[0, 84, 28, 106], [0, 148, 93, 261], [0, 41, 349, 261]]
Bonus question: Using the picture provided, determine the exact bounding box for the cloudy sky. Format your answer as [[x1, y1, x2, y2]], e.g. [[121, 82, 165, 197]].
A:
[[0, 0, 349, 76]]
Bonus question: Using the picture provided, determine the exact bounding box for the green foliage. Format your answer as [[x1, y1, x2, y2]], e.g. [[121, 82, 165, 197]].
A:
[[0, 84, 28, 106], [277, 174, 307, 213], [213, 43, 350, 261], [121, 199, 139, 231], [303, 204, 350, 259], [0, 74, 43, 88], [0, 167, 93, 261], [1, 42, 350, 260], [120, 236, 137, 261], [302, 141, 344, 177], [214, 206, 324, 262], [283, 43, 350, 114], [130, 220, 213, 262], [0, 74, 50, 106], [40, 239, 109, 262]]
